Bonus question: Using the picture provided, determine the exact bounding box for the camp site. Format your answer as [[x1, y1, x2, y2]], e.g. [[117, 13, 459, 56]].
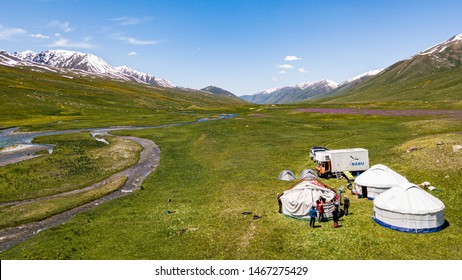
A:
[[278, 148, 447, 234]]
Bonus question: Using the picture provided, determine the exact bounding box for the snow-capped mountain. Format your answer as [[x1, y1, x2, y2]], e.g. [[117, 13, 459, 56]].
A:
[[392, 33, 462, 76], [14, 50, 123, 76], [322, 33, 462, 103], [10, 50, 174, 88], [0, 50, 29, 67], [419, 33, 462, 56], [240, 80, 338, 104], [338, 69, 383, 87], [115, 65, 174, 88]]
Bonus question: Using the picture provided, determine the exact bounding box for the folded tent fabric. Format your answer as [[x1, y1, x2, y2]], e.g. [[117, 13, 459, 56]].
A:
[[280, 180, 337, 220]]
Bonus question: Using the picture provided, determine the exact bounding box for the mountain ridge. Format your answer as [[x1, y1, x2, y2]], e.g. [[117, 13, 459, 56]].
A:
[[200, 86, 237, 97], [9, 50, 175, 88], [240, 80, 338, 104], [318, 33, 462, 103]]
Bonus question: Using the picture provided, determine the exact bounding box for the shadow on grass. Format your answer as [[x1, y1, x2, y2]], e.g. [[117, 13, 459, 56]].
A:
[[442, 219, 450, 230]]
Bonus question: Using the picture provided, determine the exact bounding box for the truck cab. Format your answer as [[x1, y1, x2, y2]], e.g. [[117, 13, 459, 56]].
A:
[[315, 152, 332, 178], [316, 160, 331, 178]]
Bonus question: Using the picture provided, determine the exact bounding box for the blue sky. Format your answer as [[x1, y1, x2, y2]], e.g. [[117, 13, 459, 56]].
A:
[[1, 0, 461, 95]]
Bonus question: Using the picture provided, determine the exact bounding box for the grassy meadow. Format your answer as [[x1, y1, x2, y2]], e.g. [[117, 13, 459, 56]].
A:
[[0, 64, 245, 131], [0, 132, 141, 203], [1, 105, 461, 259]]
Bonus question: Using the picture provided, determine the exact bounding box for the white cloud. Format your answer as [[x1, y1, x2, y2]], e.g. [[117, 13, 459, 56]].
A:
[[272, 77, 278, 82], [0, 25, 26, 40], [49, 20, 73, 32], [277, 64, 294, 69], [112, 34, 157, 45], [279, 70, 287, 74], [298, 67, 307, 73], [127, 51, 137, 56], [30, 33, 49, 39], [110, 17, 152, 26], [49, 38, 95, 49], [284, 55, 302, 61], [54, 33, 61, 37]]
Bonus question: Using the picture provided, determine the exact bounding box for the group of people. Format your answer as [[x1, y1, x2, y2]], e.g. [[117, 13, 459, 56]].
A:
[[309, 195, 350, 228]]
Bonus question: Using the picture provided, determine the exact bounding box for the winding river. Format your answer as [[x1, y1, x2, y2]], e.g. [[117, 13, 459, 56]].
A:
[[0, 114, 237, 252]]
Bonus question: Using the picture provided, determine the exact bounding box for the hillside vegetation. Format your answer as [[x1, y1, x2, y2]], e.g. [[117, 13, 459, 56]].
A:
[[0, 64, 246, 131], [314, 65, 462, 106]]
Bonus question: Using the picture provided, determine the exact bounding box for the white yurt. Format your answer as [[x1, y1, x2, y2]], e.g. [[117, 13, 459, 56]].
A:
[[280, 180, 338, 220], [355, 164, 409, 200], [373, 182, 445, 233], [277, 170, 296, 181]]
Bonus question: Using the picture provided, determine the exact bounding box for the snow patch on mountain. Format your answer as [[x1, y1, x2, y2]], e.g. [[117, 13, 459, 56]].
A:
[[10, 50, 174, 88], [242, 80, 338, 104], [115, 66, 175, 88], [418, 33, 462, 56], [338, 69, 383, 87]]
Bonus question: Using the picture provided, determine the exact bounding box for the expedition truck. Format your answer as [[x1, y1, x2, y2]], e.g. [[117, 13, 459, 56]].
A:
[[315, 148, 369, 179]]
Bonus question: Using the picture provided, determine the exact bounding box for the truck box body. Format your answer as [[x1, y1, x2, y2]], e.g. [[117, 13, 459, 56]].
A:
[[316, 148, 369, 173]]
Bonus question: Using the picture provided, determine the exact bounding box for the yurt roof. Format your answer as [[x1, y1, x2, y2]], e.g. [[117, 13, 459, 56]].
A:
[[355, 164, 408, 189], [374, 182, 445, 214]]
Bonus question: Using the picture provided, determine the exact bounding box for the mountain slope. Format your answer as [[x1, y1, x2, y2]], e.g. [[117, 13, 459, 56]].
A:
[[308, 69, 383, 102], [12, 50, 174, 88], [0, 60, 245, 129], [115, 65, 174, 88], [241, 80, 338, 104], [201, 86, 237, 97], [320, 34, 462, 104]]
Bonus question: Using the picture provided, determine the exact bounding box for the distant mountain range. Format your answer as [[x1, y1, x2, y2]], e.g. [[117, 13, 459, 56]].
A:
[[240, 80, 339, 104], [240, 69, 383, 104], [0, 49, 174, 88], [241, 33, 462, 104]]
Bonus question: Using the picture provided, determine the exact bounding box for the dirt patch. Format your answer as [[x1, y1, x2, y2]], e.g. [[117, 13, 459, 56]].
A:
[[239, 222, 257, 252], [295, 108, 462, 118]]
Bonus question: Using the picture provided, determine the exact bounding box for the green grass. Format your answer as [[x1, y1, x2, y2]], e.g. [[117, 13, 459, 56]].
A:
[[1, 107, 460, 259], [312, 65, 462, 107], [0, 64, 246, 131], [0, 176, 127, 229], [0, 132, 141, 202]]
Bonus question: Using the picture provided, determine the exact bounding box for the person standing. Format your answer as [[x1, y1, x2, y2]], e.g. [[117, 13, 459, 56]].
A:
[[332, 205, 339, 228], [344, 195, 350, 216], [309, 206, 317, 228], [318, 200, 325, 222]]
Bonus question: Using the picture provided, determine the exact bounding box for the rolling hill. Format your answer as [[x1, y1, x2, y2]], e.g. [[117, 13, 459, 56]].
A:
[[0, 58, 246, 130], [315, 34, 462, 104]]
